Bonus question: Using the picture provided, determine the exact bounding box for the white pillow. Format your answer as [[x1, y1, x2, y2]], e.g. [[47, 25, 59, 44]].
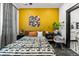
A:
[[54, 30, 59, 34], [37, 31, 43, 38]]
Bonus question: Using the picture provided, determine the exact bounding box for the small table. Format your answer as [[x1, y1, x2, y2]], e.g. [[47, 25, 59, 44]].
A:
[[17, 34, 25, 40]]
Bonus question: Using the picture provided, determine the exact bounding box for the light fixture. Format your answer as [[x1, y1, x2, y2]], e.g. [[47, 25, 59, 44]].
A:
[[29, 3, 32, 5], [24, 3, 32, 6]]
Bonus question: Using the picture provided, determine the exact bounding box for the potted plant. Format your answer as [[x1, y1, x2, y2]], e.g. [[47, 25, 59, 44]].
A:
[[52, 22, 61, 30]]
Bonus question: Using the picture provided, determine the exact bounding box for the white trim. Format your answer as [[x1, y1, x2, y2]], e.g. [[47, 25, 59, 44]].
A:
[[17, 10, 19, 35], [0, 3, 3, 48]]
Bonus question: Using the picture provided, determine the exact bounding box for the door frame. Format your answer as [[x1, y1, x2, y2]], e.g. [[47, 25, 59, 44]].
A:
[[66, 3, 79, 48]]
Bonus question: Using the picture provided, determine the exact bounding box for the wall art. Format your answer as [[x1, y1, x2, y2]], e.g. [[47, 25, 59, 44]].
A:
[[29, 16, 40, 27]]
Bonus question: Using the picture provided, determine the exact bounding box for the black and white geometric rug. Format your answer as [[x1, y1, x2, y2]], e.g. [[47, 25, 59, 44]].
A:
[[0, 36, 56, 56]]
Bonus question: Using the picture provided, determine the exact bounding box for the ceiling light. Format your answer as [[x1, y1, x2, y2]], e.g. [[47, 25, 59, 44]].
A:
[[29, 3, 32, 5]]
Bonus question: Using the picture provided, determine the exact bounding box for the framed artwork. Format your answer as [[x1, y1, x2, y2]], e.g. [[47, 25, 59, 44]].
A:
[[71, 22, 76, 29], [71, 24, 74, 29], [76, 22, 79, 29], [29, 16, 40, 27]]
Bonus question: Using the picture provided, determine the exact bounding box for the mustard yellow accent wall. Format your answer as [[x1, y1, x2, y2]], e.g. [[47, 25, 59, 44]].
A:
[[19, 8, 59, 32]]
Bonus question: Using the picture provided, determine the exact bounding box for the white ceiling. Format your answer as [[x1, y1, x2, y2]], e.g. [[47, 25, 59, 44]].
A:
[[13, 3, 63, 9]]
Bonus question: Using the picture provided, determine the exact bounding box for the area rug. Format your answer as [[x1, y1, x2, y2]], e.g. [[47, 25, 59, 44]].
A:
[[0, 36, 56, 56]]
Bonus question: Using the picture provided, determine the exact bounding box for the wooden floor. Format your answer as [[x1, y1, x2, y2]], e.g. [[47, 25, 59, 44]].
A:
[[49, 42, 79, 56]]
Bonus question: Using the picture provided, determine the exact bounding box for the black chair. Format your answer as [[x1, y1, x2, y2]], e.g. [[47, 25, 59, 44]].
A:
[[45, 32, 54, 39]]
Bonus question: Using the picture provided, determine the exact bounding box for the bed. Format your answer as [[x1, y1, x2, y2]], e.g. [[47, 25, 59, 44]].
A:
[[0, 36, 55, 56]]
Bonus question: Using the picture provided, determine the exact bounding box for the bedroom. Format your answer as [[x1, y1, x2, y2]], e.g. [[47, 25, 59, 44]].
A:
[[0, 3, 79, 56]]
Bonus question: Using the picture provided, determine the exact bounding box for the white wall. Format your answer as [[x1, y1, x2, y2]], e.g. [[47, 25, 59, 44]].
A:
[[71, 8, 79, 22], [0, 3, 3, 48], [70, 7, 79, 54], [12, 6, 17, 42], [59, 3, 77, 44], [12, 5, 19, 42], [12, 6, 19, 41], [70, 8, 79, 40], [17, 10, 19, 35]]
